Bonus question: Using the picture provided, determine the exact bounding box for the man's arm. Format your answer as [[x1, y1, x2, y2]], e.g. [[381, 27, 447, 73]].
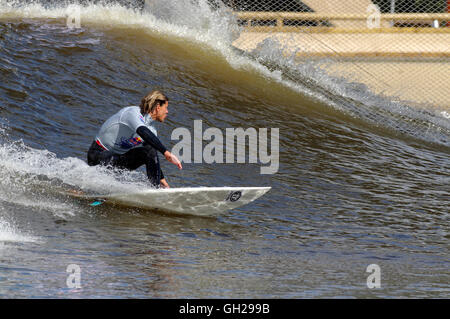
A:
[[136, 126, 183, 170], [136, 126, 167, 154]]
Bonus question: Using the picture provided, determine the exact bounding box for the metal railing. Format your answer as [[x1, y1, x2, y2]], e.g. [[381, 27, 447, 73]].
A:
[[235, 12, 450, 30]]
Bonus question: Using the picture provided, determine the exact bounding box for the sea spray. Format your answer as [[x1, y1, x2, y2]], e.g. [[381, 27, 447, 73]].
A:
[[0, 214, 39, 243], [0, 133, 149, 199]]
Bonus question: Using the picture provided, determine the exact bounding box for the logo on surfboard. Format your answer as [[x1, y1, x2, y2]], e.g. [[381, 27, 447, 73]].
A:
[[226, 191, 242, 202]]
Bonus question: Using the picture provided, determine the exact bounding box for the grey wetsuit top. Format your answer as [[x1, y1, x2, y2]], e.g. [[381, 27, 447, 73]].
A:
[[95, 106, 159, 155]]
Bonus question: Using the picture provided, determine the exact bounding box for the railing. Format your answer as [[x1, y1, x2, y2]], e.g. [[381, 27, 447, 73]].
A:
[[234, 12, 450, 31]]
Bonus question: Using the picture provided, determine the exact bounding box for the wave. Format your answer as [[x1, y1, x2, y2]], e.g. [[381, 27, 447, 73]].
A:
[[0, 0, 449, 147]]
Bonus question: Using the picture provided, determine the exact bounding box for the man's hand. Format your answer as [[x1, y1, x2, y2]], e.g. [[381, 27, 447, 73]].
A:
[[164, 151, 182, 170], [160, 178, 170, 189]]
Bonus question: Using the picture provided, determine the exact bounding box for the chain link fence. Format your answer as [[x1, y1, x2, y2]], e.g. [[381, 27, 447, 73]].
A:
[[225, 0, 449, 114]]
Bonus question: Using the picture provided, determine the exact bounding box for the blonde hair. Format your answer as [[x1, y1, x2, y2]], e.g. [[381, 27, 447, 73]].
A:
[[140, 90, 168, 115]]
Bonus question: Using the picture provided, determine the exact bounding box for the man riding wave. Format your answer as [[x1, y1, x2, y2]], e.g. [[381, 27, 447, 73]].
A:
[[87, 90, 182, 188]]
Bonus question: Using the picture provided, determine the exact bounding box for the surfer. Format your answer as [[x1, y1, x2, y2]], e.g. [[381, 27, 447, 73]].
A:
[[87, 90, 182, 188]]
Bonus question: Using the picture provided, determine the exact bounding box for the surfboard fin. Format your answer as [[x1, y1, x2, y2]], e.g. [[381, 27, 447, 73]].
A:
[[89, 199, 105, 207]]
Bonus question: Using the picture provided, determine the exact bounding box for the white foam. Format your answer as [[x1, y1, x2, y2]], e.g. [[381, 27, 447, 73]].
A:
[[0, 217, 39, 244], [0, 121, 149, 220], [0, 139, 148, 211]]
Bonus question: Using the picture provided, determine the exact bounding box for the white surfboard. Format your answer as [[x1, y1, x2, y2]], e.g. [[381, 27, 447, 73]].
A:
[[71, 187, 271, 216]]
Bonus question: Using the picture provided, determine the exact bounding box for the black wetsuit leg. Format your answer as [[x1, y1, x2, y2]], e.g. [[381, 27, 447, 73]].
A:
[[87, 141, 115, 166], [87, 141, 163, 187]]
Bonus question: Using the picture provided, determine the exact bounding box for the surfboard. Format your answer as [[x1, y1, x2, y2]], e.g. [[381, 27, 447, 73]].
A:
[[68, 187, 271, 216]]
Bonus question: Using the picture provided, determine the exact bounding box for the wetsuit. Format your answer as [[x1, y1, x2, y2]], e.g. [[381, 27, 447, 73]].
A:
[[87, 106, 167, 187]]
